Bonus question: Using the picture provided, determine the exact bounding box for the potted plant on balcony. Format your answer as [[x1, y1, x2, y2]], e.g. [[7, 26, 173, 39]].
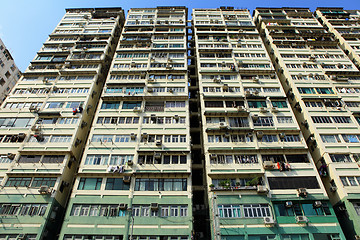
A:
[[219, 180, 231, 190], [245, 177, 260, 189], [209, 184, 215, 190]]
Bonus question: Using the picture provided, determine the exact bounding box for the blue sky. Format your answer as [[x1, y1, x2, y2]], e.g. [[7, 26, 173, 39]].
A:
[[0, 0, 358, 71]]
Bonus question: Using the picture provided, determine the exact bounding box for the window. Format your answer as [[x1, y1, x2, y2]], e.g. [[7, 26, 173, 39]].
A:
[[320, 135, 341, 143], [340, 177, 360, 186], [281, 234, 310, 240], [312, 116, 332, 124], [101, 102, 120, 109], [134, 178, 187, 191], [342, 134, 360, 143], [50, 135, 72, 143], [330, 154, 352, 163], [78, 178, 102, 190], [85, 155, 109, 165], [5, 177, 32, 187], [248, 101, 266, 108], [42, 155, 65, 164], [261, 135, 278, 142], [268, 177, 320, 189], [105, 178, 130, 190], [277, 117, 293, 123], [31, 177, 57, 187], [218, 205, 241, 218], [243, 204, 271, 218], [109, 155, 133, 165], [70, 204, 125, 218], [253, 117, 273, 127], [332, 116, 352, 124], [0, 203, 47, 217], [272, 101, 287, 108], [18, 155, 41, 163], [122, 101, 141, 109], [353, 202, 360, 216]]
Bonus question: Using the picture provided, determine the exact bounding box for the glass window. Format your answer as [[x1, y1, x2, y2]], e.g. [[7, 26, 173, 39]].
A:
[[78, 178, 102, 190]]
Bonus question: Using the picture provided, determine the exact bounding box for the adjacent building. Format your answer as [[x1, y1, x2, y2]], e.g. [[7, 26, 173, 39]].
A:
[[254, 7, 360, 240], [193, 7, 345, 240], [0, 38, 21, 103], [59, 7, 193, 240], [0, 8, 124, 240]]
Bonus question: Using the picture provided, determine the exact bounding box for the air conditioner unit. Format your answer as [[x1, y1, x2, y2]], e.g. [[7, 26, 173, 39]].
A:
[[256, 131, 264, 139], [131, 62, 136, 67], [142, 132, 148, 137], [53, 86, 58, 91], [147, 88, 153, 93], [257, 185, 268, 193], [123, 175, 131, 183], [174, 115, 179, 120], [264, 217, 275, 226], [219, 122, 228, 129], [296, 216, 309, 223], [237, 106, 246, 112], [263, 161, 275, 169], [31, 125, 41, 132], [156, 140, 162, 146], [297, 188, 308, 197], [271, 107, 279, 113], [252, 76, 260, 82], [259, 107, 268, 113], [285, 201, 293, 208], [222, 84, 229, 91], [279, 132, 286, 139], [169, 89, 174, 93], [252, 114, 259, 121], [213, 78, 221, 83], [133, 107, 141, 112], [127, 160, 134, 166], [7, 153, 15, 160], [130, 133, 136, 140], [313, 201, 322, 208], [151, 203, 159, 211], [245, 90, 251, 97], [330, 186, 337, 192], [18, 133, 26, 140], [210, 154, 217, 160], [38, 185, 50, 194], [119, 203, 128, 210]]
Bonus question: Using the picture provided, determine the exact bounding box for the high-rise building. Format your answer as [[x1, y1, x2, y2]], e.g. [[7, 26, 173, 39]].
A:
[[0, 8, 124, 240], [1, 5, 359, 240], [0, 38, 21, 103], [193, 7, 345, 240], [316, 8, 360, 71], [254, 7, 360, 240], [58, 7, 193, 240], [315, 8, 360, 239]]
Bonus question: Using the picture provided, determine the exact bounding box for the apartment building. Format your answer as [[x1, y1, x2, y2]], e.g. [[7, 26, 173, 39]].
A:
[[0, 8, 124, 240], [0, 38, 21, 103], [254, 7, 360, 240], [192, 7, 345, 240], [316, 8, 360, 71], [58, 7, 193, 240]]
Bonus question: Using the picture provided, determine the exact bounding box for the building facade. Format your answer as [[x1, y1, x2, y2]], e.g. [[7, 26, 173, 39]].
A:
[[2, 5, 360, 240], [0, 38, 21, 103], [194, 7, 345, 240], [0, 8, 124, 240], [58, 7, 193, 240], [254, 7, 360, 240]]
